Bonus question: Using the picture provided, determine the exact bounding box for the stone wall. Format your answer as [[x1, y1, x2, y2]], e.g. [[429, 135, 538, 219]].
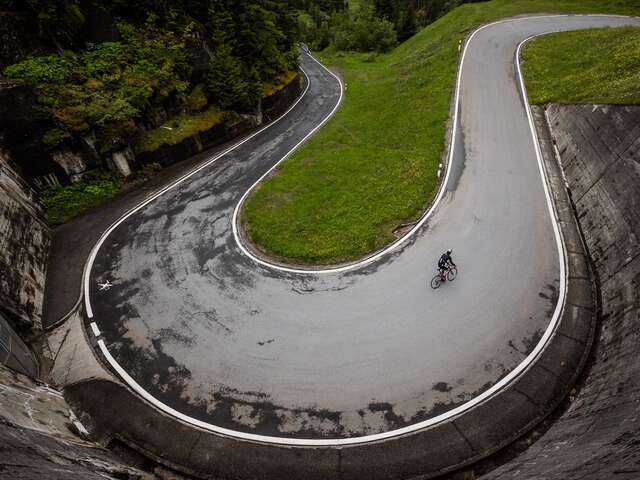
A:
[[137, 75, 303, 168], [480, 104, 640, 479], [262, 74, 304, 123], [0, 149, 50, 336]]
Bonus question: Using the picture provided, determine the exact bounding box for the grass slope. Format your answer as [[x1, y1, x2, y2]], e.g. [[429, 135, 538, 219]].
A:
[[523, 26, 640, 104], [243, 0, 640, 265], [136, 107, 227, 154]]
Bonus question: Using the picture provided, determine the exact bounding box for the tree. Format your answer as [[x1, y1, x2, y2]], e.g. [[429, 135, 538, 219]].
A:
[[206, 45, 249, 110], [396, 5, 417, 42], [333, 5, 397, 52]]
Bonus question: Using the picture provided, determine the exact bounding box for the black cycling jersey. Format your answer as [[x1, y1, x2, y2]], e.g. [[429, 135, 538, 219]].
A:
[[438, 252, 455, 269]]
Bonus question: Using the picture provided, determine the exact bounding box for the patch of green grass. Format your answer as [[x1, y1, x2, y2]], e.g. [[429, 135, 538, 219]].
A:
[[136, 107, 227, 153], [523, 26, 640, 104], [243, 0, 640, 264], [263, 71, 299, 97], [43, 173, 123, 225], [138, 72, 298, 155]]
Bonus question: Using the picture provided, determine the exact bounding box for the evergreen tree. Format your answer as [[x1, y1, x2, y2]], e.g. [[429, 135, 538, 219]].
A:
[[396, 5, 417, 42], [206, 44, 248, 110]]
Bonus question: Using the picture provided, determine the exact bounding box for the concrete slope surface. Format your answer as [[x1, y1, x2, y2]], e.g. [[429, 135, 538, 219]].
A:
[[84, 16, 639, 444], [0, 313, 39, 378], [478, 105, 640, 480]]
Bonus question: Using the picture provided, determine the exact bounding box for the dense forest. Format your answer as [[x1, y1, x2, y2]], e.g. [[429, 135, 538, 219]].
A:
[[299, 0, 487, 51], [0, 0, 486, 156], [1, 0, 299, 154]]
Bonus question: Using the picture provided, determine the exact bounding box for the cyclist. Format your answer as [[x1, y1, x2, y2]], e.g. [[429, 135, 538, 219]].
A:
[[438, 249, 456, 278]]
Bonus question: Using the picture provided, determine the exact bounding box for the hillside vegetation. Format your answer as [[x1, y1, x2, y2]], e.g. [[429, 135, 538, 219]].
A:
[[2, 1, 298, 155], [523, 26, 640, 104], [299, 0, 489, 52], [243, 0, 640, 264], [0, 0, 300, 224]]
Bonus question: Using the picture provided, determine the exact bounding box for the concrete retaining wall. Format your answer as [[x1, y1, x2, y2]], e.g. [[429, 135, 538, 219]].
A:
[[0, 149, 50, 336], [480, 104, 640, 479], [0, 362, 148, 479]]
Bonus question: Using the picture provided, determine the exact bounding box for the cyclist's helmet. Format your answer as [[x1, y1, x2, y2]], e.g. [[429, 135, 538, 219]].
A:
[[446, 249, 452, 255]]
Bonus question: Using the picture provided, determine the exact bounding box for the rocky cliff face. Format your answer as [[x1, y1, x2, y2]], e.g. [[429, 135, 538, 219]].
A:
[[481, 104, 640, 479]]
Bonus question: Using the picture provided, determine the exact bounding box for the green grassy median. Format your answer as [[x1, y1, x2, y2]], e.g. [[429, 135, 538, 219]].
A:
[[243, 0, 640, 265], [522, 26, 640, 104]]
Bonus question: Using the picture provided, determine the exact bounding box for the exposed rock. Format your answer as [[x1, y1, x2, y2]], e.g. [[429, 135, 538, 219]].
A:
[[79, 131, 103, 169], [0, 80, 59, 184], [137, 76, 301, 168], [52, 149, 88, 182], [262, 75, 302, 122], [110, 147, 136, 177]]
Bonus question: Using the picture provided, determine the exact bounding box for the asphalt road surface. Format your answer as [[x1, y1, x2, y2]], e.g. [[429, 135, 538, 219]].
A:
[[86, 16, 640, 442]]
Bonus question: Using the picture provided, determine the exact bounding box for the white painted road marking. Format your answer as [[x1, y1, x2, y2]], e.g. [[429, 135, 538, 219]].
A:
[[90, 322, 101, 337], [82, 15, 638, 446], [97, 280, 113, 291]]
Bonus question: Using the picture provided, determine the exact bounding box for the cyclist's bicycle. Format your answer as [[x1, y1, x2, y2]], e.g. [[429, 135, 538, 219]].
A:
[[431, 265, 457, 289]]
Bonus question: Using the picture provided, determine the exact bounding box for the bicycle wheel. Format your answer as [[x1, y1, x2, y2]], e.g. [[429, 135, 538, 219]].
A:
[[431, 274, 442, 289], [447, 267, 458, 281]]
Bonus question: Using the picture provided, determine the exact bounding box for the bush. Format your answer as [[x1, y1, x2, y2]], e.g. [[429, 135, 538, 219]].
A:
[[186, 84, 208, 112], [42, 128, 72, 148], [332, 7, 397, 52], [3, 53, 76, 85], [42, 171, 122, 225]]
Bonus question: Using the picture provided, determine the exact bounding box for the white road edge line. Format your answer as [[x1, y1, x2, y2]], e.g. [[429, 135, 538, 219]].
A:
[[230, 56, 345, 273], [90, 322, 101, 337], [82, 14, 640, 446], [83, 53, 316, 319], [230, 16, 628, 274]]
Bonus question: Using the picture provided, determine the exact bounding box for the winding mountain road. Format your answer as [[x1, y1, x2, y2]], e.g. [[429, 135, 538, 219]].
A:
[[85, 15, 640, 445]]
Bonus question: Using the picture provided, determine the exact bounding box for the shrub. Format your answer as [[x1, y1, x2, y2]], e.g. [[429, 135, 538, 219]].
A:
[[42, 171, 122, 225], [186, 84, 208, 112], [42, 128, 72, 148], [3, 53, 76, 85], [332, 6, 397, 52]]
